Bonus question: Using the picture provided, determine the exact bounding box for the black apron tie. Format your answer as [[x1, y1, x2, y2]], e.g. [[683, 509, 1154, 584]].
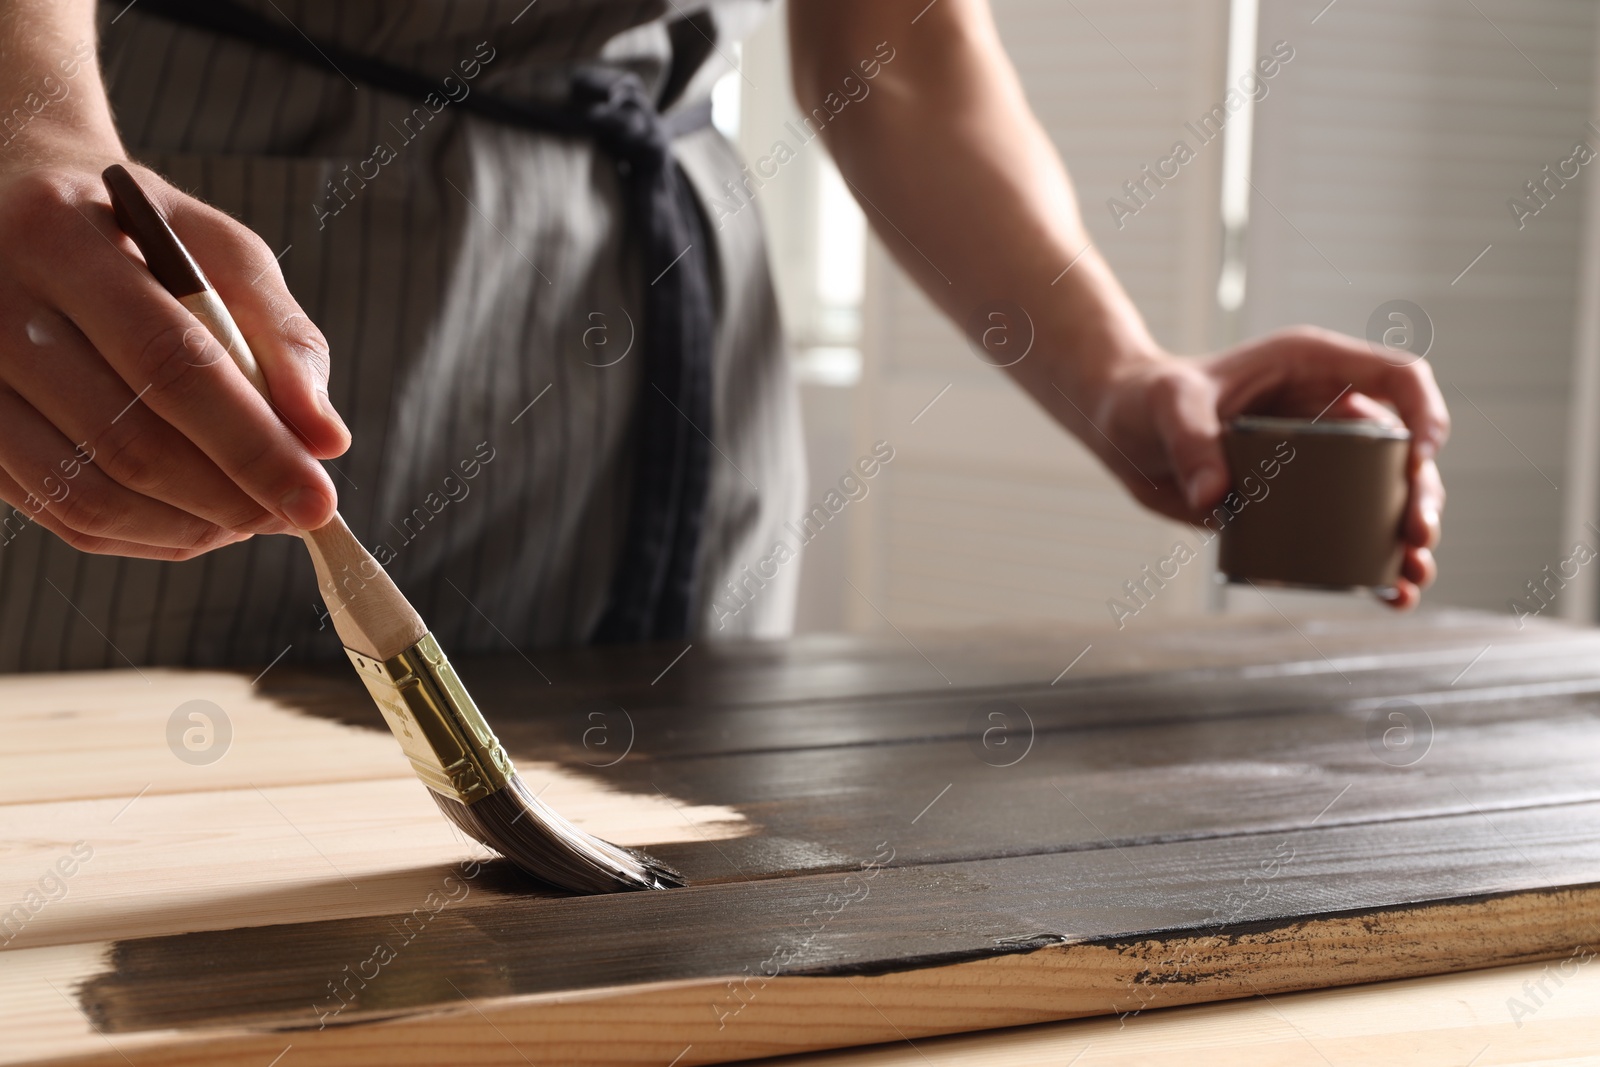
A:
[[571, 69, 715, 644], [135, 0, 718, 643]]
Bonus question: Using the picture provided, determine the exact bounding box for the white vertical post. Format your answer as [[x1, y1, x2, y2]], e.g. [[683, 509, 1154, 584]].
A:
[[1215, 0, 1260, 317], [1209, 0, 1260, 614], [1559, 14, 1600, 622]]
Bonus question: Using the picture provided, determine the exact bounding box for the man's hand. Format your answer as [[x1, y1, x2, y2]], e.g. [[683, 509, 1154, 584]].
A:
[[1090, 329, 1449, 609], [0, 159, 350, 559], [0, 2, 348, 560], [794, 0, 1449, 609]]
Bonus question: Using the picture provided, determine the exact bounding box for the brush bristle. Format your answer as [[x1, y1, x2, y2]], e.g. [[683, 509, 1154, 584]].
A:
[[430, 773, 685, 893]]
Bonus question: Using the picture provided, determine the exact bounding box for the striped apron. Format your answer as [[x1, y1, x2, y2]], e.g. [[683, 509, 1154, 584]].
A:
[[0, 0, 805, 670]]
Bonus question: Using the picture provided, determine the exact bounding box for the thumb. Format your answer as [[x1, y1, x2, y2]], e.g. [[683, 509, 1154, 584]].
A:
[[1148, 371, 1227, 512], [160, 186, 350, 460]]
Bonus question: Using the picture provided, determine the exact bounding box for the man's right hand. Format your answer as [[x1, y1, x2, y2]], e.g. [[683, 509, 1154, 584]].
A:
[[0, 2, 348, 561], [0, 157, 350, 560]]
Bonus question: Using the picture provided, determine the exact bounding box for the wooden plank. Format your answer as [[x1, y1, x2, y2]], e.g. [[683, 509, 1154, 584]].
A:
[[5, 813, 1597, 1064], [634, 692, 1600, 880], [2, 612, 1597, 1065], [7, 680, 1600, 948], [13, 902, 1594, 1066], [275, 625, 1600, 764], [0, 777, 744, 952], [68, 801, 1600, 1021], [13, 650, 1600, 810], [9, 634, 1600, 916], [298, 609, 1555, 716]]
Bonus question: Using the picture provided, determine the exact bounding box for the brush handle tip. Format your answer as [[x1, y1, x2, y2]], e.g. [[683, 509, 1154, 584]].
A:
[[101, 163, 209, 299]]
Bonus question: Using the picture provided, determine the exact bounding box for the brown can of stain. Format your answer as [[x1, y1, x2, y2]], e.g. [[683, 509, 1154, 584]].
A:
[[1216, 416, 1410, 590]]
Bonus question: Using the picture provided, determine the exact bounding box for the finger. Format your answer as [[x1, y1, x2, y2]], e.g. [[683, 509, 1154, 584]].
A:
[[1378, 546, 1435, 612], [1378, 577, 1421, 611], [1404, 456, 1444, 550], [1313, 383, 1443, 554], [2, 304, 286, 533], [1402, 545, 1437, 589], [1146, 369, 1227, 512], [18, 178, 338, 530], [0, 386, 245, 549], [1326, 389, 1404, 428], [0, 466, 252, 561], [160, 189, 350, 460], [1222, 326, 1452, 458]]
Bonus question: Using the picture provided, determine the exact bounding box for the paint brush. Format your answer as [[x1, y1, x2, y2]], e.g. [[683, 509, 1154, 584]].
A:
[[101, 164, 683, 894]]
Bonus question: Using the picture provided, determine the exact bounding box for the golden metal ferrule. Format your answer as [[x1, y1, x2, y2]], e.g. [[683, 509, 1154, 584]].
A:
[[344, 634, 513, 804]]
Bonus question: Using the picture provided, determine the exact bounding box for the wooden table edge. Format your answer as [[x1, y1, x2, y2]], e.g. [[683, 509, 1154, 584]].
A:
[[21, 883, 1597, 1067]]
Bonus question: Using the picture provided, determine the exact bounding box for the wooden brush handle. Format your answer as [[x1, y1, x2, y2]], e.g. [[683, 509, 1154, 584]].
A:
[[102, 164, 425, 660], [297, 516, 427, 660]]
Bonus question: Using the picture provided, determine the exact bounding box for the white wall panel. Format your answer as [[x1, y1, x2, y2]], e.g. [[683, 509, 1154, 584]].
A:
[[852, 0, 1233, 632], [1244, 0, 1596, 612]]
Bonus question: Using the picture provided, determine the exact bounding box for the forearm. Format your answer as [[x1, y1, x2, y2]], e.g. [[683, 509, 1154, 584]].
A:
[[0, 0, 121, 168], [788, 0, 1159, 431]]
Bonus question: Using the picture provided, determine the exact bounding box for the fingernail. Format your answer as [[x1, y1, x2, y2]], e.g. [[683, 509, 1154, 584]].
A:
[[1415, 436, 1437, 461], [317, 391, 351, 444], [1421, 504, 1441, 547], [280, 485, 332, 529]]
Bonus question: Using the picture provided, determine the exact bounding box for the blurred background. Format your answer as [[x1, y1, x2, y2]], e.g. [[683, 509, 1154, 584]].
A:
[[710, 0, 1600, 634]]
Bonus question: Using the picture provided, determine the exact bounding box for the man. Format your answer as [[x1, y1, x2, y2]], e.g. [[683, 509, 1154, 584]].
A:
[[0, 0, 1445, 670]]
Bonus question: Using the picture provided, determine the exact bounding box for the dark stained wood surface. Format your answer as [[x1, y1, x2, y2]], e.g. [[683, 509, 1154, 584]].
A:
[[265, 610, 1600, 884], [77, 803, 1600, 1034], [4, 608, 1599, 1065]]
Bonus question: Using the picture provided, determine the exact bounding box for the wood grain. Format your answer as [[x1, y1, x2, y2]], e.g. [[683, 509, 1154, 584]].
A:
[[7, 886, 1596, 1065], [1, 611, 1596, 1065], [741, 954, 1600, 1066]]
